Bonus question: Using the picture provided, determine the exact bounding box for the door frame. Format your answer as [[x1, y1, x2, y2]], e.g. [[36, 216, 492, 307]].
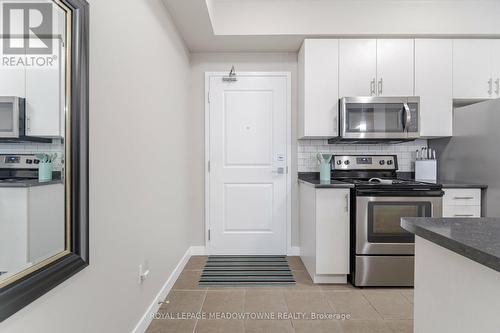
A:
[[204, 72, 292, 255]]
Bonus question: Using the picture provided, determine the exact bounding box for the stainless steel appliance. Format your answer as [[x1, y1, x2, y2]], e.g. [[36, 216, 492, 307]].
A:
[[0, 97, 49, 142], [0, 97, 25, 139], [332, 155, 443, 286], [429, 98, 499, 217], [330, 97, 420, 143], [0, 154, 41, 183]]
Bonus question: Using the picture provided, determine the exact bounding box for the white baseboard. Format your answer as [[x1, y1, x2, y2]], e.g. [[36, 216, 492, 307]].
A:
[[287, 246, 300, 256], [132, 246, 198, 333]]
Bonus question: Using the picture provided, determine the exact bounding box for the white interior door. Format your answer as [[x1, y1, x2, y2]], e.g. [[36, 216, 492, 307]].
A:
[[208, 74, 288, 255]]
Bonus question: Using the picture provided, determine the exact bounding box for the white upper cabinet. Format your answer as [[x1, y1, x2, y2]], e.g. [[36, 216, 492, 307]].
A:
[[339, 39, 413, 97], [415, 39, 453, 137], [491, 40, 500, 99], [453, 40, 492, 99], [339, 39, 377, 97], [298, 39, 339, 138], [25, 38, 64, 137], [0, 39, 25, 98], [376, 39, 414, 96]]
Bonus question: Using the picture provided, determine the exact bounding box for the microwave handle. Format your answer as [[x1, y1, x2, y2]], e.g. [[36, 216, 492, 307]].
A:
[[403, 103, 411, 131]]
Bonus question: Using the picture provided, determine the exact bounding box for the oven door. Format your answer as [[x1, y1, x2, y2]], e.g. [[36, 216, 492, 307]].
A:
[[0, 97, 21, 138], [356, 193, 442, 255], [340, 97, 419, 139]]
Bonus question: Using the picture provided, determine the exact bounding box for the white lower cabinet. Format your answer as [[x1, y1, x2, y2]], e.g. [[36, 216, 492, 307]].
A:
[[0, 184, 65, 275], [299, 184, 350, 283], [442, 188, 482, 218]]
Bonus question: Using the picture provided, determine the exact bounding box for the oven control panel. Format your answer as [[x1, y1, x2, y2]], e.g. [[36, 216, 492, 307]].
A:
[[0, 154, 39, 169], [332, 155, 397, 171]]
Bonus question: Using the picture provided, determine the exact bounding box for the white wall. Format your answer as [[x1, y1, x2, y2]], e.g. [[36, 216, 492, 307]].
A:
[[0, 0, 194, 332], [190, 52, 300, 246]]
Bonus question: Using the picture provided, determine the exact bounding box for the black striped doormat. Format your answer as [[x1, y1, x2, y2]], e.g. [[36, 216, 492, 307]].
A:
[[199, 255, 295, 286]]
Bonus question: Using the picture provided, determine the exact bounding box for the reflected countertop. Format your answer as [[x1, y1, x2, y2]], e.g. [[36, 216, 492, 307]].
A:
[[0, 179, 63, 188]]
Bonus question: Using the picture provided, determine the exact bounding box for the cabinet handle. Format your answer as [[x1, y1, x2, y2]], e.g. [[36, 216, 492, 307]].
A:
[[378, 78, 383, 95], [370, 78, 376, 96], [344, 194, 349, 212], [454, 214, 474, 217], [495, 78, 500, 95], [488, 78, 493, 96], [453, 196, 474, 200]]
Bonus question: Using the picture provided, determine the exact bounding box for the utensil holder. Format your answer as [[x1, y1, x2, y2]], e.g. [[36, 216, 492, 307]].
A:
[[415, 160, 437, 182], [38, 162, 53, 182], [319, 162, 331, 182]]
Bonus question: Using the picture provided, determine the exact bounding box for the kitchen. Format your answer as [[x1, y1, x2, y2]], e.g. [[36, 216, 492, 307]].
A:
[[1, 1, 500, 333]]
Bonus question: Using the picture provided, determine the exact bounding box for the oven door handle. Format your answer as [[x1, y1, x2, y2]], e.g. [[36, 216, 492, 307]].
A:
[[355, 189, 444, 197]]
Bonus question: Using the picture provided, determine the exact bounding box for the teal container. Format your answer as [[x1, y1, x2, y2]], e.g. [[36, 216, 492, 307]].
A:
[[319, 162, 331, 182], [38, 162, 53, 182]]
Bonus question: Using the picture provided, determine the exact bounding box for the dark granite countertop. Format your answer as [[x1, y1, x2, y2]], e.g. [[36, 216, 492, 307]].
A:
[[435, 180, 487, 189], [298, 173, 354, 188], [0, 179, 63, 188], [401, 217, 500, 273]]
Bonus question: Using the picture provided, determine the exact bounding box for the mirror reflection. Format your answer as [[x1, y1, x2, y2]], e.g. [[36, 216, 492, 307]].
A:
[[0, 1, 68, 285]]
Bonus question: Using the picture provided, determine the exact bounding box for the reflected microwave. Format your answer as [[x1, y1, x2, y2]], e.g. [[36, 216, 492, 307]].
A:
[[330, 97, 420, 143], [0, 96, 49, 142], [0, 97, 25, 139]]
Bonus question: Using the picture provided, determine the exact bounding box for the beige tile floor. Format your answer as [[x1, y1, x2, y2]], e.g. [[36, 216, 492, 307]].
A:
[[146, 256, 414, 333]]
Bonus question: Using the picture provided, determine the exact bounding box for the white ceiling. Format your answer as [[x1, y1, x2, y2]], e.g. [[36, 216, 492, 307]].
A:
[[162, 0, 500, 52]]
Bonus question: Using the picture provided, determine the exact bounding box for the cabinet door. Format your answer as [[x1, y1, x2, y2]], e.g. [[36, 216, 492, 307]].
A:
[[28, 184, 65, 263], [0, 188, 28, 273], [376, 39, 414, 96], [315, 189, 350, 275], [25, 38, 63, 137], [0, 39, 26, 98], [299, 39, 339, 138], [415, 39, 453, 137], [491, 40, 500, 98], [339, 39, 376, 97], [453, 40, 492, 99]]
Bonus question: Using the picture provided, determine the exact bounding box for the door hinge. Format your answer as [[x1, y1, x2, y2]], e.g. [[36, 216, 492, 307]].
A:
[[286, 166, 289, 174], [207, 91, 211, 103], [207, 160, 211, 172], [208, 229, 211, 241]]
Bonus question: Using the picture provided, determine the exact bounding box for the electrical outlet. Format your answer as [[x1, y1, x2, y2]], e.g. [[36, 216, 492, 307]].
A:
[[138, 260, 150, 284]]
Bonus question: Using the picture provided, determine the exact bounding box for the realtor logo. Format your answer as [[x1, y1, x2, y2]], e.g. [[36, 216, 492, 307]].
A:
[[2, 2, 53, 54]]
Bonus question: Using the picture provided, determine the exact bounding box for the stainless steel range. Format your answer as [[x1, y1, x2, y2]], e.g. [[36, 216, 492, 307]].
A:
[[331, 155, 443, 287], [0, 154, 41, 183]]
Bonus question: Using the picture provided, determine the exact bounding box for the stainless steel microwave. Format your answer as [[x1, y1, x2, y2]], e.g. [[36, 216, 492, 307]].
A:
[[0, 97, 25, 139], [335, 97, 420, 143]]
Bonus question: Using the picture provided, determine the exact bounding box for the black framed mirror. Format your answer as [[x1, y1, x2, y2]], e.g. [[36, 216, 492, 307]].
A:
[[0, 0, 89, 321]]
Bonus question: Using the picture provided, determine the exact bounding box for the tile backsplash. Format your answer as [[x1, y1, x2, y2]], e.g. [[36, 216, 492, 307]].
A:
[[298, 139, 428, 172], [0, 141, 65, 170]]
